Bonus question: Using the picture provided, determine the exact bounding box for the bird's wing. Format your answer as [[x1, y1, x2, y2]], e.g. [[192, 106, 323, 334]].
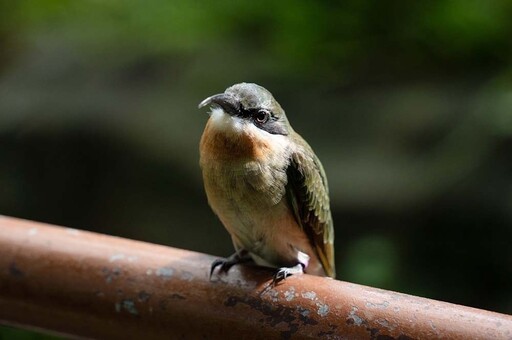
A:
[[285, 138, 336, 278]]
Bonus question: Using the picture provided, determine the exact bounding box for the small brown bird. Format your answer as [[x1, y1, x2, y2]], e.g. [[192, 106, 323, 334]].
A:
[[199, 83, 335, 281]]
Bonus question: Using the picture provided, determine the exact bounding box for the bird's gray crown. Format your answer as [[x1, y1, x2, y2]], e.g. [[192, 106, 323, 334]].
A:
[[225, 83, 279, 112], [199, 82, 291, 136]]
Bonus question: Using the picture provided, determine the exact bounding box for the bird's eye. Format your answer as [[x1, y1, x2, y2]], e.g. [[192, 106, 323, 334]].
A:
[[254, 110, 270, 124]]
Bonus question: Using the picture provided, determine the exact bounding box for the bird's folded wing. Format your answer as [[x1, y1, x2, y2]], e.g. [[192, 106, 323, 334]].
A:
[[286, 142, 335, 278]]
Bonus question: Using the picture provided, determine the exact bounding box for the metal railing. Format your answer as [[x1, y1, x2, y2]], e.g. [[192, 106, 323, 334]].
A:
[[0, 215, 511, 339]]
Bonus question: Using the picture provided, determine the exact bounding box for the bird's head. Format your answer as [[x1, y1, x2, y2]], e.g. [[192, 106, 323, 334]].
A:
[[199, 83, 291, 136]]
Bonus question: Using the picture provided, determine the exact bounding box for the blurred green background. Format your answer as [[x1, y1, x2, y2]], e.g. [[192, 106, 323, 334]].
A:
[[1, 0, 512, 336]]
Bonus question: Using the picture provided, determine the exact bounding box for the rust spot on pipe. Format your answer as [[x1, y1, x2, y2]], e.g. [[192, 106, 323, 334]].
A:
[[224, 292, 320, 339], [102, 267, 121, 284], [115, 299, 139, 316], [8, 262, 24, 278], [137, 290, 151, 303], [155, 266, 174, 279]]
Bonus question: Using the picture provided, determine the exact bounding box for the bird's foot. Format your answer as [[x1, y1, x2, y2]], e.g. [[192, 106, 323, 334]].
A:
[[271, 263, 304, 286], [210, 250, 251, 279]]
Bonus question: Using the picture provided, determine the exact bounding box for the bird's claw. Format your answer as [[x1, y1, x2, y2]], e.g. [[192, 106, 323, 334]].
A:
[[272, 268, 291, 285], [209, 250, 251, 280], [209, 259, 234, 279], [271, 263, 304, 286]]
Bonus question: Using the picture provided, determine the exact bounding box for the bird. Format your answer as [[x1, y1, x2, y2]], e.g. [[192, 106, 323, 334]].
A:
[[198, 83, 335, 282]]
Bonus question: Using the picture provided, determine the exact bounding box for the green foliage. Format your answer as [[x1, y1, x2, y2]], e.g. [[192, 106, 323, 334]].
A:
[[343, 235, 398, 289], [0, 326, 58, 340]]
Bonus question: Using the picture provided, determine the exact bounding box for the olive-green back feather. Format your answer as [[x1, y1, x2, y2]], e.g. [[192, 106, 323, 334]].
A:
[[285, 135, 336, 278]]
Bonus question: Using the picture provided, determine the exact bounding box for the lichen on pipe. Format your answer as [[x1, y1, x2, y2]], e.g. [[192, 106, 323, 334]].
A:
[[0, 216, 511, 339]]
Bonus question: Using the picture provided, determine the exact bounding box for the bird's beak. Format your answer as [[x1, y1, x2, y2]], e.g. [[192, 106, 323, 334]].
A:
[[198, 93, 239, 116]]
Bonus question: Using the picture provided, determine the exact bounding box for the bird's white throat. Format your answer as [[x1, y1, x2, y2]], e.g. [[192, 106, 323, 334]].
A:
[[208, 107, 291, 153], [209, 107, 246, 136]]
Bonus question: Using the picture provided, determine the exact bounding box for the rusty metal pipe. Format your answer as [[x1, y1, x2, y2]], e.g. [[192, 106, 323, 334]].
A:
[[0, 216, 511, 339]]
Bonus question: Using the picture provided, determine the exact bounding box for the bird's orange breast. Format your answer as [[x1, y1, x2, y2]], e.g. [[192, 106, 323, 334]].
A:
[[200, 118, 272, 162]]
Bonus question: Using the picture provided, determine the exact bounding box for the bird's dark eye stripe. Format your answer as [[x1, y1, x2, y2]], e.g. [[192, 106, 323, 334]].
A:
[[237, 108, 279, 126], [247, 108, 274, 119], [237, 108, 262, 117]]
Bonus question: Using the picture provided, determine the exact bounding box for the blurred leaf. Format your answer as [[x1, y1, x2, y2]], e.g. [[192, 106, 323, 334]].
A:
[[343, 235, 399, 289], [0, 326, 58, 340]]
